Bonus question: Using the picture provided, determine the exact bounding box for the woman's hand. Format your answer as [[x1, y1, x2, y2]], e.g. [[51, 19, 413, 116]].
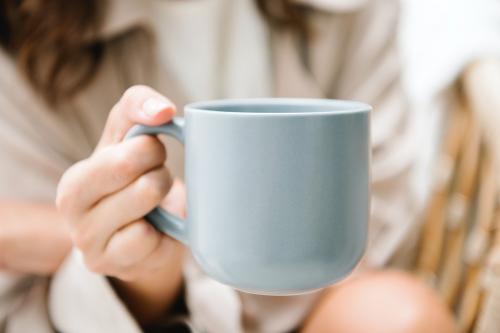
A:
[[56, 85, 186, 323], [0, 202, 71, 275]]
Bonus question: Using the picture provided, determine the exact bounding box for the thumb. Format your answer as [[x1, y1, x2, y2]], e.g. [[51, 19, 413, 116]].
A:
[[96, 85, 176, 151]]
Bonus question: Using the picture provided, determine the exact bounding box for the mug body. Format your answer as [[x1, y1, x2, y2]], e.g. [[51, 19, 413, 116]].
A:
[[184, 99, 371, 295]]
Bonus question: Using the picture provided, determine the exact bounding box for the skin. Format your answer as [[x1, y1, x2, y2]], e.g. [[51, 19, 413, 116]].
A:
[[301, 270, 458, 333], [56, 85, 186, 325], [0, 202, 71, 274]]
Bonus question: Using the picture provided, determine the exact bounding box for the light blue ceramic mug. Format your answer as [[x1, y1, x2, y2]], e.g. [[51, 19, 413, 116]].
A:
[[125, 98, 371, 295]]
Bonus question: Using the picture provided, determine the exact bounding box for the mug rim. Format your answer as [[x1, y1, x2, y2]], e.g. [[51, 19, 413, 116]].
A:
[[185, 98, 372, 116]]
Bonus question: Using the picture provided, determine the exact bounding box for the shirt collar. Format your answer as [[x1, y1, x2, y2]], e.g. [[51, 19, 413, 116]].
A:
[[99, 0, 151, 39], [293, 0, 369, 12], [97, 0, 369, 40]]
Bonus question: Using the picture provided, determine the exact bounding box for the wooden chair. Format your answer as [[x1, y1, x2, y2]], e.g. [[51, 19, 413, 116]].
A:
[[414, 59, 500, 333]]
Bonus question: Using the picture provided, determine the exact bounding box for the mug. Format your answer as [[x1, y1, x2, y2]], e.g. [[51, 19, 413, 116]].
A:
[[125, 98, 371, 295]]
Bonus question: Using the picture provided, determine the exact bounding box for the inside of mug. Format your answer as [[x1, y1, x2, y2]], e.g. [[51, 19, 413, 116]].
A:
[[189, 99, 370, 115]]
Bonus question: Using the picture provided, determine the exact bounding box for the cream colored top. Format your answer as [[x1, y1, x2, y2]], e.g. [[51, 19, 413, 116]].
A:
[[0, 0, 419, 332]]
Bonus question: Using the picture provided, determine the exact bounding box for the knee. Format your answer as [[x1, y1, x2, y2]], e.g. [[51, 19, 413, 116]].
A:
[[302, 270, 457, 333]]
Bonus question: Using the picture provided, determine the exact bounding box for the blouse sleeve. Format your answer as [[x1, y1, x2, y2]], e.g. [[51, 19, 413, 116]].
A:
[[49, 250, 143, 333]]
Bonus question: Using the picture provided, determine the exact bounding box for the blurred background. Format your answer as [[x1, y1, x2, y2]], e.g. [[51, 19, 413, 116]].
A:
[[1, 0, 500, 332], [395, 0, 500, 331]]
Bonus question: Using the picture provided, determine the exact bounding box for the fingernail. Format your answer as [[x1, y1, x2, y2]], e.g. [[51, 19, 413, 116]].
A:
[[142, 98, 171, 117]]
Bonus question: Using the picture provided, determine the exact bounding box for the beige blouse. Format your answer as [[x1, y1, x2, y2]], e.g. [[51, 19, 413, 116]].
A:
[[0, 0, 419, 332]]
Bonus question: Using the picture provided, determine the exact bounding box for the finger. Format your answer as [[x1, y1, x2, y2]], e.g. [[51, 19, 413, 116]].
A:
[[97, 85, 176, 150], [160, 178, 187, 218], [57, 135, 166, 216], [118, 236, 185, 281], [76, 166, 172, 256], [104, 220, 162, 268], [141, 236, 185, 272]]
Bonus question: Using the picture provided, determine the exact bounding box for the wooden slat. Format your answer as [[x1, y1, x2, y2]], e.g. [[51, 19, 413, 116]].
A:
[[474, 208, 500, 333], [438, 117, 481, 306], [417, 101, 469, 283], [457, 153, 497, 332]]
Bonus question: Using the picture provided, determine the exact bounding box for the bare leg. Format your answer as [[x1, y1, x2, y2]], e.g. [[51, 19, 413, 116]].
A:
[[300, 270, 457, 333]]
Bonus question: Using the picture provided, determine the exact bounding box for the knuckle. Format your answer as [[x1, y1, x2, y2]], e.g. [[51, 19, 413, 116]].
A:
[[136, 175, 163, 204], [56, 162, 86, 216], [137, 172, 170, 205], [112, 147, 137, 181], [110, 138, 166, 185], [133, 136, 167, 165], [56, 186, 74, 217], [72, 229, 94, 253]]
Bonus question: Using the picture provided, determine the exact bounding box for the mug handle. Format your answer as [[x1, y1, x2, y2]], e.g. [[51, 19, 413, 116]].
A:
[[124, 117, 188, 245]]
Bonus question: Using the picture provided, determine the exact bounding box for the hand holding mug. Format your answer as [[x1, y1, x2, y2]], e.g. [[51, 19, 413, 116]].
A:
[[58, 91, 371, 296], [56, 85, 184, 282]]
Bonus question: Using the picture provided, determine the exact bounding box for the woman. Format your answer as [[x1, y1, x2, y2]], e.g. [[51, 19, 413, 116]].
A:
[[0, 0, 456, 332]]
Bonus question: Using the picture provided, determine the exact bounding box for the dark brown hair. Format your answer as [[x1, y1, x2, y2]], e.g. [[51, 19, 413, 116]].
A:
[[0, 0, 304, 105], [256, 0, 308, 32]]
